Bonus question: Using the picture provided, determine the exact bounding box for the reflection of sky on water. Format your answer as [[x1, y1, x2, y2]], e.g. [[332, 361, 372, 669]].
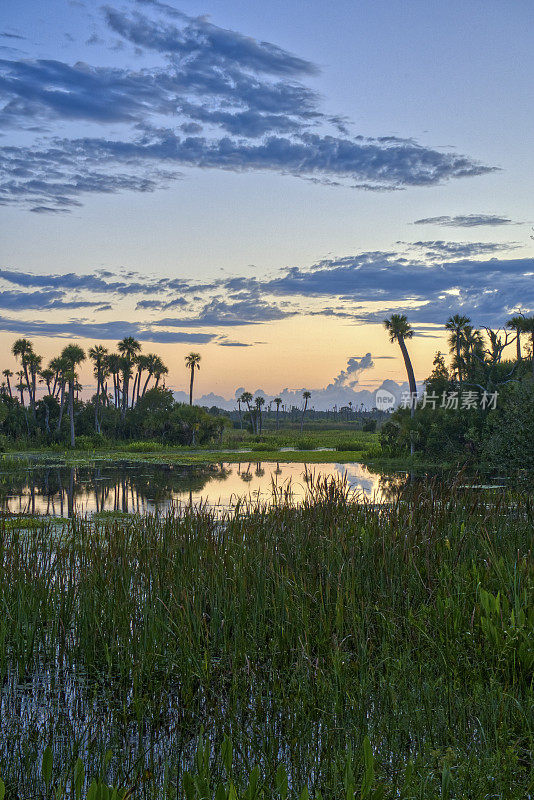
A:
[[0, 461, 389, 517]]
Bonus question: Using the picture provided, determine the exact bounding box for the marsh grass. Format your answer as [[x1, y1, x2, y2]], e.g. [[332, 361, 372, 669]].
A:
[[0, 476, 532, 798]]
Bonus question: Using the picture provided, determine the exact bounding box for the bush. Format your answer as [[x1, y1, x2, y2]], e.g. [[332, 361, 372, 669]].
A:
[[251, 442, 274, 452], [295, 437, 315, 450], [125, 440, 163, 453]]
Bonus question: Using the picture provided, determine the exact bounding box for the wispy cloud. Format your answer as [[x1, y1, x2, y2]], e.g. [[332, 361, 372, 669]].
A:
[[413, 214, 519, 228]]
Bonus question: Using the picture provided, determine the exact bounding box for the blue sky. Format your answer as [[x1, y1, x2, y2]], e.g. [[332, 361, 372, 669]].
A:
[[0, 0, 532, 406]]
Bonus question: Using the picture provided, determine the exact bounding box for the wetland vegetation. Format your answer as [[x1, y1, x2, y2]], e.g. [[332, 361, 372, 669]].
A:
[[0, 476, 532, 798]]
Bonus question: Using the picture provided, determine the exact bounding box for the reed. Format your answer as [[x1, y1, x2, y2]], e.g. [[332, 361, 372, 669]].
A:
[[0, 476, 532, 797]]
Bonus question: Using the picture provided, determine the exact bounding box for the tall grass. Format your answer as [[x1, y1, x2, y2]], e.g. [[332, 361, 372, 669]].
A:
[[0, 477, 532, 797]]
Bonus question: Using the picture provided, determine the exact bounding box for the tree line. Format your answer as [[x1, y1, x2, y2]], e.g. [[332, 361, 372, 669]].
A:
[[382, 311, 534, 465], [0, 338, 211, 447]]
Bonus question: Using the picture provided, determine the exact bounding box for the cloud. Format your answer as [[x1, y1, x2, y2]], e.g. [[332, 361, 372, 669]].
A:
[[406, 240, 518, 259], [0, 3, 494, 209], [0, 314, 216, 343], [150, 296, 293, 326], [413, 214, 519, 228]]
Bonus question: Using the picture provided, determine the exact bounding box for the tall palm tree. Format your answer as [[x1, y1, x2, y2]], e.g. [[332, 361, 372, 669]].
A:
[[300, 390, 311, 433], [254, 396, 265, 434], [384, 314, 417, 455], [140, 354, 158, 397], [239, 391, 254, 432], [12, 338, 35, 416], [2, 369, 13, 398], [89, 345, 108, 432], [506, 315, 525, 362], [185, 352, 201, 405], [153, 357, 168, 388], [132, 353, 149, 405], [445, 314, 471, 390], [117, 337, 141, 413], [105, 353, 122, 408], [60, 344, 85, 447], [274, 397, 282, 431], [15, 371, 26, 405], [39, 368, 54, 396], [28, 351, 42, 412]]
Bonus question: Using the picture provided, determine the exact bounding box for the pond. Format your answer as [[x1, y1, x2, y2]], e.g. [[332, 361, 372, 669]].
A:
[[0, 459, 396, 516]]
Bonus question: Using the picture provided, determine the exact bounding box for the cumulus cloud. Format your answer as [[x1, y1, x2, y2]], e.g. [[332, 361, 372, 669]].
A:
[[413, 214, 519, 228], [0, 2, 494, 209]]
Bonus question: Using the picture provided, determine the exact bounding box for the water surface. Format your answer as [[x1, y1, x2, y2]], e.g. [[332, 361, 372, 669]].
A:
[[0, 460, 393, 516]]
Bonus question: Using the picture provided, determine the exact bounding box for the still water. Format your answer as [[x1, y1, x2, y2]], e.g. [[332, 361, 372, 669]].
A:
[[0, 460, 392, 516]]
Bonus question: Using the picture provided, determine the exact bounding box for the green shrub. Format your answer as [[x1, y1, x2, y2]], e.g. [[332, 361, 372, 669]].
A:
[[124, 440, 162, 453]]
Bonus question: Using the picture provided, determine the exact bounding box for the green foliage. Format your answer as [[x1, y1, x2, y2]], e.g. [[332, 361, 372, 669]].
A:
[[0, 480, 532, 796]]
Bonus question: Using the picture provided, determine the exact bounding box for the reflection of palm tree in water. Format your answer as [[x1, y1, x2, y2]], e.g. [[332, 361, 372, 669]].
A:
[[255, 462, 265, 478], [240, 463, 253, 482]]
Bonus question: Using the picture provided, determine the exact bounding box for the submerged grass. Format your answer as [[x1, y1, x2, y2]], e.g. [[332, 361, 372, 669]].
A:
[[0, 476, 532, 798]]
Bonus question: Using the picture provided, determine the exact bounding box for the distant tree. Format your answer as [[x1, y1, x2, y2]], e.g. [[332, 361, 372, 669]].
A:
[[239, 391, 254, 432], [185, 352, 201, 405], [61, 344, 86, 447], [105, 353, 122, 409], [506, 315, 525, 362], [384, 314, 417, 455], [274, 397, 282, 430], [118, 337, 141, 415], [445, 314, 471, 390], [520, 316, 534, 373], [254, 396, 265, 433], [39, 367, 54, 396], [300, 390, 311, 433], [2, 369, 13, 399], [89, 345, 108, 433], [12, 338, 35, 417]]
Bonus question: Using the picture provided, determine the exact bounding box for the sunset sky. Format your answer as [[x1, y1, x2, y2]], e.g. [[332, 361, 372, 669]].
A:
[[1, 0, 533, 407]]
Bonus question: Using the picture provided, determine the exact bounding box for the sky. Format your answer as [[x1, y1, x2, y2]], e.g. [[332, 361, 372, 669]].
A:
[[0, 0, 533, 408]]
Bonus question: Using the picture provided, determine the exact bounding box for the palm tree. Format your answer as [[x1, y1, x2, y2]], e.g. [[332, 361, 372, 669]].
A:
[[15, 371, 26, 405], [520, 316, 534, 373], [274, 397, 282, 430], [384, 314, 417, 455], [105, 353, 122, 408], [506, 315, 525, 362], [12, 338, 35, 416], [254, 396, 265, 434], [153, 357, 168, 388], [300, 390, 311, 433], [445, 314, 471, 390], [140, 354, 158, 397], [132, 353, 150, 405], [89, 345, 108, 432], [185, 352, 201, 405], [2, 369, 13, 398], [39, 368, 55, 396], [117, 337, 141, 413], [28, 351, 42, 411], [60, 344, 85, 447], [239, 391, 254, 432]]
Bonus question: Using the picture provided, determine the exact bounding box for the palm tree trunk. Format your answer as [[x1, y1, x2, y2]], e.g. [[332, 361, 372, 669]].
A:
[[94, 372, 101, 434], [69, 380, 75, 447], [142, 372, 152, 396], [189, 368, 194, 405], [6, 376, 11, 398], [57, 385, 65, 433], [516, 332, 521, 362], [300, 399, 308, 433], [398, 337, 417, 456]]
